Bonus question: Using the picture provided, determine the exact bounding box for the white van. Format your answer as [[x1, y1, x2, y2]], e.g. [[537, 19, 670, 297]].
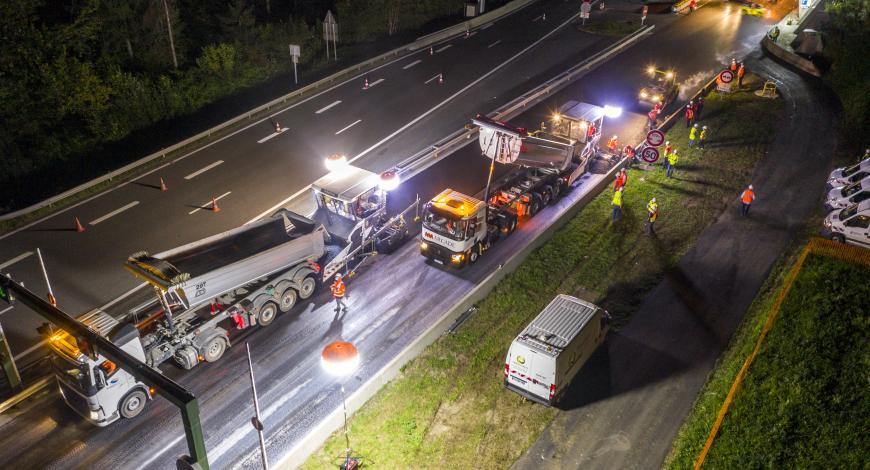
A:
[[827, 158, 870, 188], [504, 295, 609, 405], [825, 176, 870, 211], [822, 200, 870, 248]]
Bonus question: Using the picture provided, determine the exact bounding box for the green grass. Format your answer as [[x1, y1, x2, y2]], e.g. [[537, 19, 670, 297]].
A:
[[577, 18, 642, 37], [667, 253, 870, 469], [302, 89, 781, 469]]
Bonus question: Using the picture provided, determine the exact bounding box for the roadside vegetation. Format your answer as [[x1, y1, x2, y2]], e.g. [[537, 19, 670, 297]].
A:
[[0, 0, 495, 212], [302, 86, 781, 468], [577, 18, 641, 37], [665, 248, 870, 468]]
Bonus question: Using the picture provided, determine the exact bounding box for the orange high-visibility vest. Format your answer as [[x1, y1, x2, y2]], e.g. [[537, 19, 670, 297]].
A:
[[741, 189, 755, 203], [738, 65, 745, 77], [331, 280, 346, 297]]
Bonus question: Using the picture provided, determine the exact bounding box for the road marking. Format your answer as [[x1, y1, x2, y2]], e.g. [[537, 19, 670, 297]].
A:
[[0, 251, 34, 270], [533, 14, 544, 22], [402, 59, 422, 70], [210, 379, 312, 463], [354, 306, 401, 344], [257, 130, 286, 144], [481, 23, 494, 30], [89, 201, 139, 226], [425, 74, 442, 85], [183, 160, 224, 180], [0, 306, 12, 316], [488, 39, 502, 48], [467, 31, 478, 37], [435, 44, 452, 53], [315, 100, 342, 114], [14, 339, 46, 361], [367, 78, 385, 88], [140, 434, 185, 468], [188, 191, 232, 215], [335, 119, 362, 135]]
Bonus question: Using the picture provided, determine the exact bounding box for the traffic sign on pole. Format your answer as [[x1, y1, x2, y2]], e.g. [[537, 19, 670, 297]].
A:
[[646, 129, 665, 147], [642, 5, 648, 24], [640, 146, 660, 163], [580, 1, 591, 23], [718, 69, 734, 83]]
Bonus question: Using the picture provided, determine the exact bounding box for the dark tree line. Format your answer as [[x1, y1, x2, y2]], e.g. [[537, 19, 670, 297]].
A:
[[0, 0, 468, 211]]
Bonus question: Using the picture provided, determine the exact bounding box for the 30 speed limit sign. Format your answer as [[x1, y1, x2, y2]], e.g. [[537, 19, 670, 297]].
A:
[[640, 147, 660, 163], [718, 69, 734, 83]]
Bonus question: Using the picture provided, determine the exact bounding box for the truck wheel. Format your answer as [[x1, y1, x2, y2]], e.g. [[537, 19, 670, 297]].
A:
[[259, 301, 280, 325], [119, 390, 147, 419], [298, 275, 317, 300], [541, 187, 552, 206], [469, 244, 481, 264], [529, 196, 541, 216], [202, 336, 227, 362], [278, 289, 297, 313], [509, 218, 518, 234], [832, 234, 845, 244]]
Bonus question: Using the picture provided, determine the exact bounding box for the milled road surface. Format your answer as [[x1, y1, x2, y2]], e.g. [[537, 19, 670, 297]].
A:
[[513, 39, 839, 470]]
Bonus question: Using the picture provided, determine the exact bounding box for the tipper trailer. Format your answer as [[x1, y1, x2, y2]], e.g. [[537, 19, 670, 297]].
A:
[[420, 104, 606, 267], [42, 164, 416, 425]]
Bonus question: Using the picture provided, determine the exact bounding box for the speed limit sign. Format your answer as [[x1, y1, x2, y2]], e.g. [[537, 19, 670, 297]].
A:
[[640, 146, 660, 163], [719, 69, 734, 83], [646, 129, 665, 147]]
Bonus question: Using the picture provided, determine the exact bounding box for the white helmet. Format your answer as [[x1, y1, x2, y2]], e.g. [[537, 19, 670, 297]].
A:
[[651, 197, 657, 202], [665, 140, 670, 145], [748, 184, 754, 189], [335, 273, 343, 279], [703, 125, 707, 129], [693, 123, 698, 128]]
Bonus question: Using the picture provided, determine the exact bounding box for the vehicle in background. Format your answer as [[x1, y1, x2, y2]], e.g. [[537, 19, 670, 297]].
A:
[[827, 158, 870, 188], [420, 104, 606, 267], [822, 200, 870, 248], [504, 295, 609, 405], [638, 66, 678, 109], [740, 2, 767, 16], [825, 176, 870, 211]]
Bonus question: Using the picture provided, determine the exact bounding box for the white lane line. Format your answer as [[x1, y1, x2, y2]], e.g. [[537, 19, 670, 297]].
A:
[[367, 78, 385, 88], [467, 31, 478, 37], [188, 191, 232, 215], [211, 379, 312, 463], [533, 14, 544, 22], [488, 39, 502, 48], [257, 130, 286, 144], [89, 201, 139, 226], [183, 160, 224, 180], [0, 306, 13, 316], [425, 74, 441, 85], [481, 23, 494, 30], [402, 59, 422, 70], [335, 119, 362, 135], [0, 251, 34, 270], [315, 100, 342, 114], [140, 434, 185, 468], [348, 10, 582, 167], [14, 339, 47, 361], [435, 44, 452, 53]]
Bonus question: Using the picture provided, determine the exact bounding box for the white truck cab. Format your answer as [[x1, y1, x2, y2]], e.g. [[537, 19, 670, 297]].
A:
[[420, 189, 489, 267], [828, 158, 870, 188], [41, 310, 151, 426], [504, 295, 609, 405], [825, 176, 870, 211], [823, 200, 870, 248]]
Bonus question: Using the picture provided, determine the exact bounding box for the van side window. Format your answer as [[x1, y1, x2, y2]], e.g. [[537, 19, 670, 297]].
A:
[[845, 215, 870, 229]]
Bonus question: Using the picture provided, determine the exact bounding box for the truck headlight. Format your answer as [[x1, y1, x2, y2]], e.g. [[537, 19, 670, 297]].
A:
[[90, 410, 100, 420], [420, 241, 428, 250], [640, 91, 648, 98], [823, 219, 832, 229], [451, 253, 464, 263]]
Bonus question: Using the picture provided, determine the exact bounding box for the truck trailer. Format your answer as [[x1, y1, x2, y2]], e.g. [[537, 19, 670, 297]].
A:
[[420, 104, 606, 267]]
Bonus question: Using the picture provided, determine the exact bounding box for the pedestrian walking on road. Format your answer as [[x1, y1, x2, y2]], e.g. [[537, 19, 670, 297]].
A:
[[646, 197, 659, 235], [698, 126, 708, 149], [662, 141, 673, 170], [612, 187, 624, 221], [685, 105, 695, 128], [688, 124, 698, 148], [667, 150, 678, 178], [739, 185, 755, 216], [737, 62, 746, 88], [613, 168, 627, 191], [331, 273, 347, 313]]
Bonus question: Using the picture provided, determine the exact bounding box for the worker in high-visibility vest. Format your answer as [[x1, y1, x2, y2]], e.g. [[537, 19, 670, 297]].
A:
[[607, 135, 619, 152], [331, 273, 347, 313], [737, 62, 746, 88], [612, 187, 624, 221], [646, 197, 659, 235], [663, 141, 673, 170], [685, 105, 695, 128], [667, 150, 679, 178], [688, 123, 699, 148], [740, 185, 755, 216], [730, 58, 737, 72], [698, 126, 708, 149]]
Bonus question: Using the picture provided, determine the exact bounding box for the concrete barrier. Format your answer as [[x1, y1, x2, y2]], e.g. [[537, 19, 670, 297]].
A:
[[761, 36, 822, 77]]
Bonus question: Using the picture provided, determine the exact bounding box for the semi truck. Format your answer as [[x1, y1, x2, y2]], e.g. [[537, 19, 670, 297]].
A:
[[420, 103, 606, 267], [42, 164, 415, 425]]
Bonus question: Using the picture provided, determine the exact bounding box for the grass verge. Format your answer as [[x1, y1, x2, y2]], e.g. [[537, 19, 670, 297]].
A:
[[666, 249, 870, 468], [302, 88, 781, 469], [577, 18, 642, 37]]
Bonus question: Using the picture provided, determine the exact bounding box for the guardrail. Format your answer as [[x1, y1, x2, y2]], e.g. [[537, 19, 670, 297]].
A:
[[0, 0, 538, 223]]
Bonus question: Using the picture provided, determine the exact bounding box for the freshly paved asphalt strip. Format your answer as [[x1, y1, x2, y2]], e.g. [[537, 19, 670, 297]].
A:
[[513, 53, 839, 470]]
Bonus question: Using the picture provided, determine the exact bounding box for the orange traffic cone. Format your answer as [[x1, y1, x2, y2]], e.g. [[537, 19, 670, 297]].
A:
[[159, 177, 168, 192], [438, 73, 444, 85], [363, 77, 369, 90], [75, 217, 86, 233], [211, 197, 221, 213]]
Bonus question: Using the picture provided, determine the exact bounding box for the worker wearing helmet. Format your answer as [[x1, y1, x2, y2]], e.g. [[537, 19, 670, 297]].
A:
[[740, 185, 755, 217], [607, 135, 619, 152], [699, 125, 708, 149], [331, 273, 347, 313], [646, 197, 659, 235]]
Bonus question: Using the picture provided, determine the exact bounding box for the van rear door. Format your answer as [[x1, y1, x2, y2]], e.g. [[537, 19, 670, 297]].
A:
[[506, 344, 552, 403]]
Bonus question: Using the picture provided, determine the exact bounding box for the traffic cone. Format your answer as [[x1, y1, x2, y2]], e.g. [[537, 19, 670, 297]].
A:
[[429, 46, 434, 55], [75, 217, 86, 233], [465, 29, 470, 38], [211, 197, 221, 213], [438, 73, 444, 85], [363, 77, 369, 90], [159, 177, 168, 192]]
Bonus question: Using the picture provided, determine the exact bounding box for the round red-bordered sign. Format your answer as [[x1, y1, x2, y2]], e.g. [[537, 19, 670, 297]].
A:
[[640, 147, 659, 163], [646, 129, 665, 147], [719, 70, 734, 83]]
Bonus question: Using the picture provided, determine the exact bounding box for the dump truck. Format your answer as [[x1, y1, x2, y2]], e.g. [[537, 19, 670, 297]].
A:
[[41, 164, 417, 425], [420, 104, 605, 267]]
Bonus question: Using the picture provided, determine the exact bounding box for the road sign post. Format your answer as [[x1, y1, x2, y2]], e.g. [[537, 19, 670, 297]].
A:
[[642, 5, 648, 24], [717, 69, 734, 93], [646, 129, 665, 148], [323, 11, 338, 61], [580, 1, 591, 25], [289, 44, 301, 85]]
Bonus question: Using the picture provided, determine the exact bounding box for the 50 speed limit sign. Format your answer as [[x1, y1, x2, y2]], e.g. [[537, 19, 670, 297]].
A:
[[640, 146, 660, 163]]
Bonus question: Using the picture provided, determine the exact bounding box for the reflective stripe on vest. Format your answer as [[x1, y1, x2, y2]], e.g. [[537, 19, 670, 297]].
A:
[[331, 280, 346, 297]]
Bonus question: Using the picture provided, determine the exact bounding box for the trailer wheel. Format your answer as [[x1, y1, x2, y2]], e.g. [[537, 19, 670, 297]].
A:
[[529, 198, 541, 216], [119, 390, 147, 419], [469, 244, 481, 264], [298, 275, 317, 300], [202, 336, 227, 362], [278, 288, 297, 313], [259, 301, 280, 325]]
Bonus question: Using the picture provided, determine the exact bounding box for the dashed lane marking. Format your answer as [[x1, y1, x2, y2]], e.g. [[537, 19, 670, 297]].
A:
[[335, 119, 363, 135], [188, 191, 232, 215], [89, 201, 139, 226], [315, 100, 341, 114], [488, 39, 502, 48], [402, 59, 422, 70], [435, 44, 452, 53], [183, 160, 224, 180], [0, 251, 34, 270]]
